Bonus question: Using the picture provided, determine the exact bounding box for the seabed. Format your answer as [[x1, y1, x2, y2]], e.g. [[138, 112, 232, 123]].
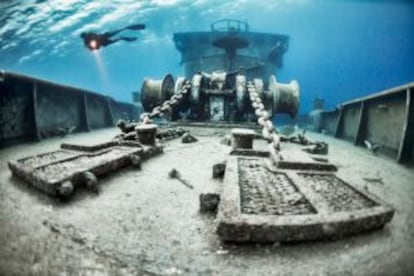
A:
[[0, 127, 413, 275]]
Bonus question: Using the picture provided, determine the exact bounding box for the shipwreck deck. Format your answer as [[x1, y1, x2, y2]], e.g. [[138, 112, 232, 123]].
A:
[[0, 127, 413, 275]]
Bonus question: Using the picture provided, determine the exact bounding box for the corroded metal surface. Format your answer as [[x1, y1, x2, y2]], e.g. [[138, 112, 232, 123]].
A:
[[217, 156, 395, 242], [239, 158, 316, 216], [0, 129, 411, 275], [311, 82, 414, 163], [298, 173, 377, 212], [61, 141, 118, 152], [8, 141, 162, 198], [17, 149, 79, 167], [0, 71, 138, 148]]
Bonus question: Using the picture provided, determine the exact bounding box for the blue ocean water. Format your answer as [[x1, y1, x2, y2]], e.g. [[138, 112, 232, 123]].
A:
[[0, 0, 413, 113]]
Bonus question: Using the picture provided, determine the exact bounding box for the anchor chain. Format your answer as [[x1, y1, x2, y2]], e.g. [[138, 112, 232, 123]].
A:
[[247, 81, 283, 161], [140, 80, 192, 124]]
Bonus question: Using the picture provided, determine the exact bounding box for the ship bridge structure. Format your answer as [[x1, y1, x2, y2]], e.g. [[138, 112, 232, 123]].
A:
[[173, 19, 289, 82]]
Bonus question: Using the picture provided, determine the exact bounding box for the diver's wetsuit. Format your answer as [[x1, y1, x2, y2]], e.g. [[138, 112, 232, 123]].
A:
[[81, 24, 145, 50]]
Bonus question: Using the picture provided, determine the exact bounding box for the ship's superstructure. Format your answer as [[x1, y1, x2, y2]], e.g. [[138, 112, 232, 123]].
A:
[[140, 20, 299, 123], [173, 19, 289, 81]]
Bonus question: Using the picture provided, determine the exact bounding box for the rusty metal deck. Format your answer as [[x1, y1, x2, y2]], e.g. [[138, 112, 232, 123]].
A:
[[8, 141, 162, 197], [217, 156, 395, 242]]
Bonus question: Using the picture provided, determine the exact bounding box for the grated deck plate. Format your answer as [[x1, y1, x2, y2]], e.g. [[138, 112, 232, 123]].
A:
[[217, 156, 395, 242], [8, 142, 162, 197]]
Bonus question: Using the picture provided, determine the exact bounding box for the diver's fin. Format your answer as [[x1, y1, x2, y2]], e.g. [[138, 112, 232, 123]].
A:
[[121, 37, 137, 42], [126, 24, 146, 31]]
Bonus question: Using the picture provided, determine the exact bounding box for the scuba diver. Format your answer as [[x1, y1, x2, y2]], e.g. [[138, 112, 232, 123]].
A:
[[80, 23, 146, 51]]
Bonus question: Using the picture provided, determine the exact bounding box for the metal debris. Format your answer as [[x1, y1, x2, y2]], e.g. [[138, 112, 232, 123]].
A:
[[212, 161, 226, 179], [168, 168, 194, 189], [215, 249, 229, 255], [363, 177, 384, 184], [199, 193, 220, 213], [280, 132, 312, 145], [303, 142, 328, 155], [116, 119, 138, 133], [364, 140, 381, 154], [181, 132, 198, 143], [157, 127, 186, 141]]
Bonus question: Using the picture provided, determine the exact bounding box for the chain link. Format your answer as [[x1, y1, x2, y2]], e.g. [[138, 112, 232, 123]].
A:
[[247, 81, 282, 161], [140, 80, 191, 124], [139, 79, 282, 161]]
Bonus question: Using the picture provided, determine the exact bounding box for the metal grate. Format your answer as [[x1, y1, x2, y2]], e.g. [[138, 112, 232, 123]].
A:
[[18, 150, 79, 168], [238, 158, 316, 215], [298, 173, 377, 212], [34, 148, 131, 179]]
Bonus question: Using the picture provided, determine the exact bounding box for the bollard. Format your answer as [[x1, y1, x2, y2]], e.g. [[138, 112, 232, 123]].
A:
[[135, 124, 158, 146], [231, 128, 255, 150]]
